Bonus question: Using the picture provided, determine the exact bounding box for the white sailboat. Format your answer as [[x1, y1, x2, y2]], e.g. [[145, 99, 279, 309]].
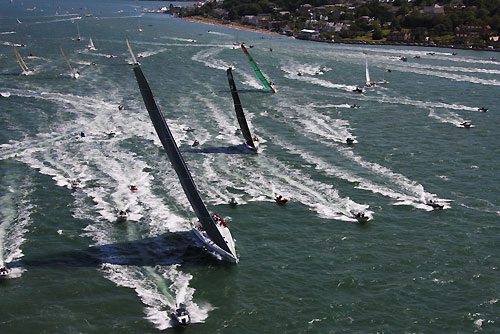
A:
[[365, 57, 375, 87], [87, 36, 96, 50], [138, 22, 143, 32], [127, 38, 238, 263], [13, 46, 34, 75], [59, 45, 79, 79], [72, 22, 81, 41]]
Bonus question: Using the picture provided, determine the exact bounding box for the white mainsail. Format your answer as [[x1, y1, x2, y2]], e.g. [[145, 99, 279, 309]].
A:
[[365, 57, 371, 87], [88, 36, 96, 50]]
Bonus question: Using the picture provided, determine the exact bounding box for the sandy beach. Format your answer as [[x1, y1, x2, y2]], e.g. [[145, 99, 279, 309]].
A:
[[180, 16, 283, 37]]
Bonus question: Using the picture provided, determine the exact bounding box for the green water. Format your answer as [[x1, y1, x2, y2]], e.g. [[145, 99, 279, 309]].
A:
[[0, 0, 499, 332]]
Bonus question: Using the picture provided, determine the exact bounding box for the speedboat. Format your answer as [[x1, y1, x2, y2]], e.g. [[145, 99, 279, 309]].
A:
[[228, 198, 238, 206], [352, 212, 369, 223], [0, 266, 10, 277], [346, 138, 355, 145], [183, 126, 195, 132], [460, 121, 472, 128], [478, 107, 488, 112], [129, 185, 138, 191], [350, 104, 360, 109], [353, 87, 364, 93], [426, 200, 444, 210], [192, 140, 200, 147], [71, 180, 79, 190], [116, 210, 128, 221], [275, 196, 288, 204], [171, 308, 191, 326]]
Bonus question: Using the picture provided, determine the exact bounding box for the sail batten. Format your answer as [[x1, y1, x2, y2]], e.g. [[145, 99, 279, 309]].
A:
[[241, 44, 276, 93], [227, 68, 255, 150], [128, 40, 236, 259]]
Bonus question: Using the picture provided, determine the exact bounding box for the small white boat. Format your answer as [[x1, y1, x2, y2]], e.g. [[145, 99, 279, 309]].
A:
[[346, 138, 355, 145], [116, 210, 128, 221], [88, 36, 96, 50], [426, 200, 444, 210], [352, 212, 369, 223], [460, 121, 472, 128], [170, 308, 190, 326], [71, 180, 79, 190], [0, 266, 10, 277]]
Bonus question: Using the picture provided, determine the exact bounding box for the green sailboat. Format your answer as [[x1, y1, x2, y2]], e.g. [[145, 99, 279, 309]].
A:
[[241, 43, 276, 93]]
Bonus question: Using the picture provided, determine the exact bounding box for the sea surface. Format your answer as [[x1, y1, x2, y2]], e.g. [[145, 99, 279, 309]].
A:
[[1, 0, 499, 333]]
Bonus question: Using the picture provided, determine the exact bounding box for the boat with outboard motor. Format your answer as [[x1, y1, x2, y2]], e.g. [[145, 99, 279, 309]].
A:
[[116, 210, 128, 221], [275, 195, 288, 204], [170, 307, 191, 326], [127, 37, 238, 263], [0, 266, 10, 277], [352, 212, 369, 223], [426, 199, 444, 210]]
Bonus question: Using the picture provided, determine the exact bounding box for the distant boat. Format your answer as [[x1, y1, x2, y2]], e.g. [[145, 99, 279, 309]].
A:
[[425, 199, 443, 210], [365, 57, 375, 87], [352, 212, 369, 223], [59, 45, 80, 79], [138, 23, 143, 32], [241, 43, 276, 93], [127, 38, 238, 263], [226, 67, 258, 151], [87, 36, 96, 50], [13, 46, 34, 75], [0, 266, 10, 277], [116, 210, 128, 221], [16, 18, 21, 24], [72, 22, 81, 41]]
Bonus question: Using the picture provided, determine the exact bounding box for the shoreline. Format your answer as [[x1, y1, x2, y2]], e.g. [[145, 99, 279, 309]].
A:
[[178, 16, 498, 53], [179, 16, 283, 37]]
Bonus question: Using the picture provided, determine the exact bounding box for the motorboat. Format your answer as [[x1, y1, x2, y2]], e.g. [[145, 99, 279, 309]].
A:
[[0, 266, 10, 277], [116, 210, 128, 221], [426, 200, 444, 210], [170, 307, 191, 326], [275, 195, 288, 204], [353, 212, 369, 223]]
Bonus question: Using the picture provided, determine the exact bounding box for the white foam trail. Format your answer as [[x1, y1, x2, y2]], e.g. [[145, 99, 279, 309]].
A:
[[0, 87, 207, 326], [0, 171, 34, 277], [137, 48, 168, 59], [281, 63, 357, 92], [428, 108, 467, 127], [390, 64, 500, 86], [191, 47, 233, 71]]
